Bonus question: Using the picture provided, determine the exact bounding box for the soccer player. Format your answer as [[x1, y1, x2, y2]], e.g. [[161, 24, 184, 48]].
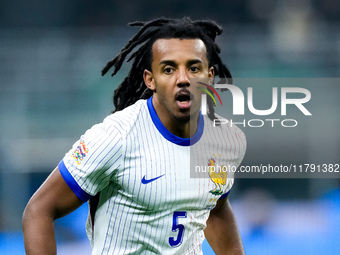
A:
[[23, 18, 246, 254]]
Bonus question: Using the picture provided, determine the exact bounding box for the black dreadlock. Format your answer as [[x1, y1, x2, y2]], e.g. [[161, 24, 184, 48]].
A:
[[102, 17, 233, 121]]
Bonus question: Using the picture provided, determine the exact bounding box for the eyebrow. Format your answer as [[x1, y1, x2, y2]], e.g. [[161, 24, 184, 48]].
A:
[[159, 59, 203, 67]]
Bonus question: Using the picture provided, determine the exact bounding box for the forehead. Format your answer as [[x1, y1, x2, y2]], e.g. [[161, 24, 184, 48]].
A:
[[151, 38, 208, 63]]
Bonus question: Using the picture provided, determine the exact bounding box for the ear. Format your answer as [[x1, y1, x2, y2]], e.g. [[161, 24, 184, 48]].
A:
[[208, 66, 215, 79], [143, 69, 156, 91], [206, 66, 215, 85]]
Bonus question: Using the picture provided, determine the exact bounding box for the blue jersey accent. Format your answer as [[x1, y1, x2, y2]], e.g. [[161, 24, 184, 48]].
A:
[[58, 160, 92, 202], [218, 190, 230, 200], [147, 96, 204, 146], [141, 174, 165, 184]]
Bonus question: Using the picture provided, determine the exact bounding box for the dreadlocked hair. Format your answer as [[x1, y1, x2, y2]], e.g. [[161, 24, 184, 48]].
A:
[[102, 17, 233, 122]]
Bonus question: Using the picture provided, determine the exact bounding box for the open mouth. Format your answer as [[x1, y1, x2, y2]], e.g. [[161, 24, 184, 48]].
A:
[[175, 91, 192, 110]]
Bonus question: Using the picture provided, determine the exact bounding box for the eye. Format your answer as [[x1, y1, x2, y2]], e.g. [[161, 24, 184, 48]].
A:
[[163, 67, 174, 74], [189, 66, 200, 72]]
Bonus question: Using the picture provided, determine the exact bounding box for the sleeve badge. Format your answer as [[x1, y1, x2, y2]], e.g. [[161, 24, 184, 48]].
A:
[[71, 140, 89, 165]]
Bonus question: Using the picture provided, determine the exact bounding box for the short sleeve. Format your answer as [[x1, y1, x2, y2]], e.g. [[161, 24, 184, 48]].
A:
[[235, 126, 247, 167], [220, 125, 247, 200], [60, 119, 124, 199]]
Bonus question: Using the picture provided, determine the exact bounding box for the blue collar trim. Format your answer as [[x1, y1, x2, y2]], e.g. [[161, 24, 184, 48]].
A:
[[147, 96, 204, 146]]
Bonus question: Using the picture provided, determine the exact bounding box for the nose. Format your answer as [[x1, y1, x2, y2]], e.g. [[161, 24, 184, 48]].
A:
[[176, 68, 190, 87]]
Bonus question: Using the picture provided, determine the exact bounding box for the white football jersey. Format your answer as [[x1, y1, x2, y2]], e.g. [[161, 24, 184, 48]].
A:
[[59, 97, 246, 255]]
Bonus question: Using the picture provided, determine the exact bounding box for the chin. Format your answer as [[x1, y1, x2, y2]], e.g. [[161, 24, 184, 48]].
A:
[[174, 114, 191, 123], [174, 107, 200, 123]]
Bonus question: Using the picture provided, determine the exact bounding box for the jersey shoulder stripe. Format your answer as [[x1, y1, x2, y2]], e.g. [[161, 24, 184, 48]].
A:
[[58, 160, 92, 201]]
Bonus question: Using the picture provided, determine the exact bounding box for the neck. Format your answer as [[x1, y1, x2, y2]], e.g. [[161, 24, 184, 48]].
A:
[[163, 115, 199, 139], [151, 97, 200, 139]]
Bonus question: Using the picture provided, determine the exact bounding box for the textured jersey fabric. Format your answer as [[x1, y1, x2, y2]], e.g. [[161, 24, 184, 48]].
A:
[[59, 97, 246, 254]]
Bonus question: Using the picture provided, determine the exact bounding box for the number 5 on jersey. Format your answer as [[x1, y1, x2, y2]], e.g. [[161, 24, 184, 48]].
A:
[[169, 211, 187, 247]]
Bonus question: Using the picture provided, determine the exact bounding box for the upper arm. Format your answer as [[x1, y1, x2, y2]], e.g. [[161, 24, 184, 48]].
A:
[[24, 166, 85, 220], [24, 115, 126, 219], [205, 196, 245, 255], [206, 195, 236, 239], [208, 195, 230, 219]]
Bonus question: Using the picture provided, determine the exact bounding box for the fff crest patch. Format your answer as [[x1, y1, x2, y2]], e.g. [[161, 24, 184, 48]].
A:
[[208, 155, 228, 196], [71, 140, 89, 165]]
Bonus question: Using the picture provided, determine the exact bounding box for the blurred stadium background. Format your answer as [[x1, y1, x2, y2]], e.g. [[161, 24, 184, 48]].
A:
[[0, 0, 339, 254]]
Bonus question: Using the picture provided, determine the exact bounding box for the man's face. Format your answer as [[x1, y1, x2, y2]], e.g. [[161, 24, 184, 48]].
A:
[[144, 38, 214, 124]]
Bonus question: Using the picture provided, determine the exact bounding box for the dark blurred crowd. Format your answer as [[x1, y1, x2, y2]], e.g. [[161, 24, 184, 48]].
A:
[[0, 0, 339, 28]]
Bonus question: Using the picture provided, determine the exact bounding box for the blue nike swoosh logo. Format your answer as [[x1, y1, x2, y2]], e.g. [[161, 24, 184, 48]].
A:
[[141, 174, 165, 184]]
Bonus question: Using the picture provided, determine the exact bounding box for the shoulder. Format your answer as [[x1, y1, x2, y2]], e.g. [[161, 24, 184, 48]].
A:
[[100, 99, 148, 136], [61, 100, 149, 192], [75, 99, 148, 151], [204, 113, 246, 142], [203, 113, 247, 162]]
